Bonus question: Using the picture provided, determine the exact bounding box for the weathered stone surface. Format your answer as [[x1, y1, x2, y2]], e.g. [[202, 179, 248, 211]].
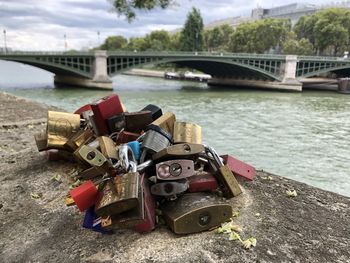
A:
[[0, 92, 349, 263]]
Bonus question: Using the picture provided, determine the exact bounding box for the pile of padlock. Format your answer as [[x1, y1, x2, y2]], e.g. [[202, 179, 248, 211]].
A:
[[34, 93, 256, 235]]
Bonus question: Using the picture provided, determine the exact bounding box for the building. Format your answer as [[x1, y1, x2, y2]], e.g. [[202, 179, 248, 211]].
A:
[[205, 1, 350, 29]]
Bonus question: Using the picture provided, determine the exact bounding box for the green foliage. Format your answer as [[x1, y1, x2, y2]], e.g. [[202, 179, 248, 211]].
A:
[[228, 18, 291, 53], [110, 0, 173, 21], [100, 35, 128, 50], [180, 7, 204, 51], [294, 8, 350, 55], [204, 24, 234, 51], [282, 32, 314, 55]]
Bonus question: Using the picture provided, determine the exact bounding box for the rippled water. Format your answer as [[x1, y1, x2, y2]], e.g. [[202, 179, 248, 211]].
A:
[[1, 60, 349, 197]]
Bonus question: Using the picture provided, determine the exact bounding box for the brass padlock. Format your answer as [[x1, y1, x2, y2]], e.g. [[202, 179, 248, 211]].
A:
[[95, 171, 140, 217], [205, 146, 242, 198], [124, 111, 153, 133], [34, 131, 49, 152], [150, 112, 176, 135], [65, 129, 94, 152], [77, 166, 104, 180], [161, 193, 232, 234], [152, 143, 205, 161], [101, 177, 144, 229], [47, 111, 81, 149], [98, 136, 118, 160], [73, 145, 110, 173], [173, 122, 202, 144]]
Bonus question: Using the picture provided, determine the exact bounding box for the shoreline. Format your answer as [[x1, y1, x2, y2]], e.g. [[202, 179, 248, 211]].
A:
[[0, 91, 349, 262]]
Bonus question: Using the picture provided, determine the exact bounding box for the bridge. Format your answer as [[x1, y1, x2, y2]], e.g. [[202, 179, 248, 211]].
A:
[[1, 50, 350, 91]]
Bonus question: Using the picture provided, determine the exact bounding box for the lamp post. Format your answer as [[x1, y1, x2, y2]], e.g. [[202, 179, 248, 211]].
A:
[[97, 31, 100, 46], [3, 29, 7, 54], [64, 34, 67, 51]]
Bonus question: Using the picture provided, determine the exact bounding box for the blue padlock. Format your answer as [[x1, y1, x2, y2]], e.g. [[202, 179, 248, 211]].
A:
[[127, 141, 141, 162], [82, 206, 112, 234]]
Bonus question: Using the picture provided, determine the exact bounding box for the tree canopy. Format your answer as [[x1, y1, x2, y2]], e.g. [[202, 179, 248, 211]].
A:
[[110, 0, 173, 21], [180, 7, 204, 51]]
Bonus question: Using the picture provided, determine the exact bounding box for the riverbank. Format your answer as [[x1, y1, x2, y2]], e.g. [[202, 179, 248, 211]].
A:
[[0, 92, 349, 263]]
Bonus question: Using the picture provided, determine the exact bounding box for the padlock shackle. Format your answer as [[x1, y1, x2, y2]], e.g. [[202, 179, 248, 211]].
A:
[[204, 145, 224, 168], [119, 144, 137, 172], [137, 159, 153, 172]]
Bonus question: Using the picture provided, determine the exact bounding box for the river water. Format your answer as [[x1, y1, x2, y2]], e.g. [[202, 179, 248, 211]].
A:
[[1, 60, 349, 197]]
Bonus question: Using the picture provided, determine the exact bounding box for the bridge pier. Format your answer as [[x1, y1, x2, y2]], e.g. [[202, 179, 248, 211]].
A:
[[281, 55, 302, 90], [54, 50, 112, 90]]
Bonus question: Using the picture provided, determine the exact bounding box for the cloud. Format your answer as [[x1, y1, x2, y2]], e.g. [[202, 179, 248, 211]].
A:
[[0, 0, 343, 51]]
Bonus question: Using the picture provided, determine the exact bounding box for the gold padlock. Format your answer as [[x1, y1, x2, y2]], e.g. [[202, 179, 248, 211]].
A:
[[153, 143, 205, 161], [95, 173, 140, 217], [101, 184, 144, 229], [47, 111, 81, 149], [73, 145, 110, 173], [65, 129, 94, 152], [34, 131, 49, 152], [173, 121, 202, 144], [98, 136, 118, 160], [161, 193, 232, 235], [151, 112, 176, 136]]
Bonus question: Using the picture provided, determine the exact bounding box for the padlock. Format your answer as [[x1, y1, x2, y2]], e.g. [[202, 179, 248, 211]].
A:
[[124, 111, 153, 133], [74, 104, 92, 115], [65, 129, 94, 152], [65, 195, 75, 206], [34, 131, 49, 152], [188, 173, 218, 193], [77, 166, 104, 180], [152, 143, 205, 161], [127, 141, 141, 162], [73, 145, 110, 172], [95, 164, 140, 217], [140, 124, 173, 162], [156, 160, 195, 180], [107, 113, 125, 134], [116, 130, 140, 144], [161, 193, 232, 234], [101, 174, 144, 229], [150, 111, 176, 135], [47, 111, 81, 149], [220, 155, 256, 181], [90, 94, 124, 135], [151, 180, 189, 197], [98, 136, 118, 160], [118, 144, 137, 173], [82, 206, 112, 234], [134, 172, 156, 233], [173, 122, 202, 144], [44, 149, 74, 162], [205, 146, 242, 198], [70, 180, 102, 212], [141, 104, 163, 121]]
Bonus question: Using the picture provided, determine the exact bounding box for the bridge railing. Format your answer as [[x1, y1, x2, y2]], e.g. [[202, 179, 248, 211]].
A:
[[298, 55, 350, 61], [0, 50, 94, 56], [106, 51, 287, 59]]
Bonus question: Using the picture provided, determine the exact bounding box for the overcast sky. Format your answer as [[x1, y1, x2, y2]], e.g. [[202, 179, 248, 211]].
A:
[[0, 0, 341, 51]]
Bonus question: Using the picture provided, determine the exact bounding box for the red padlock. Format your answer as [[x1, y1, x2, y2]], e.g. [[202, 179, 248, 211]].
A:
[[188, 173, 218, 193], [74, 104, 92, 115], [116, 130, 140, 144], [91, 94, 124, 135], [220, 154, 256, 181], [69, 181, 99, 212], [133, 173, 156, 233]]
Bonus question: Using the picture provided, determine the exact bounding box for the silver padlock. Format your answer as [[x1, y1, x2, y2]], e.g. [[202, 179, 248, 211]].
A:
[[140, 124, 173, 162], [156, 159, 195, 180], [151, 180, 189, 197]]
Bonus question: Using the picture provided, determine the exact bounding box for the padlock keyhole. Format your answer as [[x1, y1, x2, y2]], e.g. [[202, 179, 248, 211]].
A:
[[87, 151, 96, 160]]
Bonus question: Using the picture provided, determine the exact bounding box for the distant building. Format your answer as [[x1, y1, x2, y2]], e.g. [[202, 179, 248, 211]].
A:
[[205, 1, 350, 29]]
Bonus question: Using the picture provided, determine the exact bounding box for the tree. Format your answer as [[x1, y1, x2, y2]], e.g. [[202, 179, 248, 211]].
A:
[[282, 32, 314, 55], [146, 30, 171, 51], [228, 18, 291, 53], [294, 8, 350, 55], [100, 35, 127, 50], [180, 7, 204, 51], [110, 0, 173, 21], [204, 24, 233, 52]]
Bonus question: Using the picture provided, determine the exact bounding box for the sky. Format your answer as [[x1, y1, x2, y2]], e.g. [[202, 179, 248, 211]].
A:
[[0, 0, 343, 51]]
